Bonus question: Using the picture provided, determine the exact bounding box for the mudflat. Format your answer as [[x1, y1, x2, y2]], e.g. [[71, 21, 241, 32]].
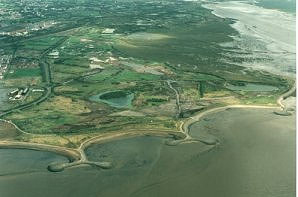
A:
[[0, 108, 295, 197]]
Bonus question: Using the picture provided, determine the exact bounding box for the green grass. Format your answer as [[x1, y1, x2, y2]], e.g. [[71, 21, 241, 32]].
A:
[[110, 69, 161, 82], [21, 36, 62, 51], [240, 95, 278, 105], [60, 58, 90, 68], [144, 95, 169, 106], [178, 72, 222, 81], [13, 112, 80, 134], [87, 68, 121, 82], [53, 64, 88, 74], [0, 0, 292, 143], [6, 68, 41, 78]]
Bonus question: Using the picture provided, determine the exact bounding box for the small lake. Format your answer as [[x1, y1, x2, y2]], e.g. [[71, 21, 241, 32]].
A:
[[226, 82, 279, 91], [90, 90, 134, 108]]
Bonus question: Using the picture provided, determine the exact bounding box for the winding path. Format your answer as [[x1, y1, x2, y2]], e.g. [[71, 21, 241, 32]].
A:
[[167, 80, 182, 118], [277, 82, 296, 109]]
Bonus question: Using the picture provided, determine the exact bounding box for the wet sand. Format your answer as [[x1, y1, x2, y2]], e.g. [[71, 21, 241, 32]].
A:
[[203, 1, 296, 76], [0, 108, 295, 197]]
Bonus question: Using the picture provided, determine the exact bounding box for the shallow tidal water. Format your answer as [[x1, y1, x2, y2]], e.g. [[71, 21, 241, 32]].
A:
[[0, 109, 295, 197]]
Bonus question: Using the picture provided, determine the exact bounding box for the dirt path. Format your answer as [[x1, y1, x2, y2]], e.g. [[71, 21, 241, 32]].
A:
[[277, 82, 296, 109], [167, 80, 181, 118]]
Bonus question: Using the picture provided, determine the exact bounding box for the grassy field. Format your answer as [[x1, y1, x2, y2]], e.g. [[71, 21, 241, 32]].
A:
[[0, 0, 292, 146], [5, 68, 41, 79]]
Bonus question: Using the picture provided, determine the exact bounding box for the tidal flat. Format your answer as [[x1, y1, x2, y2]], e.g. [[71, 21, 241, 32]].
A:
[[0, 108, 294, 197], [203, 1, 296, 76]]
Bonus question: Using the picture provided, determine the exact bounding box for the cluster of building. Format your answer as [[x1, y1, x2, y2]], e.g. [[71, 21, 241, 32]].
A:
[[0, 29, 28, 37], [48, 50, 60, 59], [102, 28, 115, 34], [8, 87, 29, 101], [0, 21, 57, 37], [28, 21, 57, 31], [89, 56, 117, 70]]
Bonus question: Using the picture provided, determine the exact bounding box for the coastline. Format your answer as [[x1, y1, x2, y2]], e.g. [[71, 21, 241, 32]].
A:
[[0, 141, 81, 162], [202, 1, 296, 77], [0, 81, 295, 171]]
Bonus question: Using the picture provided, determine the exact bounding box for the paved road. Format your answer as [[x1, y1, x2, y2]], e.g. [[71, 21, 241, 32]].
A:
[[0, 86, 51, 117], [0, 37, 68, 117]]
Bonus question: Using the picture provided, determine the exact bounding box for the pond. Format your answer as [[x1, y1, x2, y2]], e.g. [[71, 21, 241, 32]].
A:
[[226, 82, 279, 91], [90, 90, 134, 108]]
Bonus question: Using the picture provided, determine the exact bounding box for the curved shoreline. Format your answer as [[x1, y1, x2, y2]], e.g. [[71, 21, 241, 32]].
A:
[[277, 82, 296, 109], [0, 141, 81, 162], [175, 105, 280, 145], [176, 82, 296, 144], [0, 83, 295, 171]]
